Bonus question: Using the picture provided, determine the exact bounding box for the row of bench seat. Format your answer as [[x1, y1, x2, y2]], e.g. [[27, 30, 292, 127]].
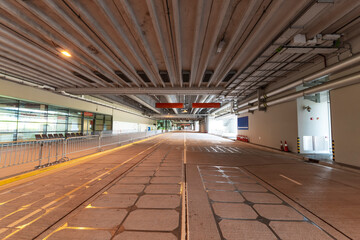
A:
[[35, 133, 84, 140]]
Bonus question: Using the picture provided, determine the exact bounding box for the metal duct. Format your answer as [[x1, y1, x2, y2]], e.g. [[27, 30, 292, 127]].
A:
[[237, 53, 360, 109], [237, 72, 360, 114]]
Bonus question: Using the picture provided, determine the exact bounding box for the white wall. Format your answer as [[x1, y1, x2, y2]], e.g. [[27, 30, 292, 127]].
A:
[[238, 101, 298, 151], [330, 83, 360, 167]]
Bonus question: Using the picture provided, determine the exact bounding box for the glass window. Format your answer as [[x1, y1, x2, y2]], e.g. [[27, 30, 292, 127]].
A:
[[95, 124, 103, 131], [47, 115, 67, 124], [0, 122, 17, 132], [68, 117, 82, 131], [18, 112, 47, 123], [69, 110, 83, 117], [48, 106, 68, 116], [0, 110, 18, 121], [19, 102, 47, 115], [0, 98, 19, 122], [47, 123, 66, 132], [0, 133, 15, 142], [17, 132, 40, 141], [0, 96, 113, 142], [18, 122, 46, 132]]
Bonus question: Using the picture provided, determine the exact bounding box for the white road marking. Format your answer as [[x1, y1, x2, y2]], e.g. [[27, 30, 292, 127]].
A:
[[279, 174, 303, 185]]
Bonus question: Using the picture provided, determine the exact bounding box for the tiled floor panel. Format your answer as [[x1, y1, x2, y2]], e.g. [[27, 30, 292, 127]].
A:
[[198, 166, 336, 240]]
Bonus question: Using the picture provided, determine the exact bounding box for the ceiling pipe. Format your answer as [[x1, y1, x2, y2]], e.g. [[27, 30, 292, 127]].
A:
[[0, 29, 88, 87], [212, 102, 232, 115], [195, 0, 230, 87], [60, 92, 154, 119], [237, 53, 360, 109], [58, 87, 224, 95], [0, 72, 56, 91], [215, 0, 328, 89], [118, 0, 169, 86], [123, 95, 161, 114], [3, 0, 118, 87], [188, 0, 208, 87], [192, 95, 208, 114], [206, 0, 263, 87], [164, 95, 179, 114], [81, 0, 162, 87], [43, 0, 134, 87], [170, 0, 183, 86], [0, 48, 81, 87], [0, 72, 153, 119], [238, 71, 360, 114], [146, 0, 177, 87], [194, 95, 215, 114], [215, 112, 235, 119], [0, 59, 66, 88]]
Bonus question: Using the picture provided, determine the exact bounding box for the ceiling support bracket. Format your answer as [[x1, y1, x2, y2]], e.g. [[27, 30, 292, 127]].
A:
[[258, 88, 267, 111]]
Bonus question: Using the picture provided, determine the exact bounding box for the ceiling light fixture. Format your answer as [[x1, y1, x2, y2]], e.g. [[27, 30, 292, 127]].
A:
[[60, 50, 72, 57]]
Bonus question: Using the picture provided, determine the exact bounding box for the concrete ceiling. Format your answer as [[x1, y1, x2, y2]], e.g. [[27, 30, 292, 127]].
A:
[[0, 0, 359, 117]]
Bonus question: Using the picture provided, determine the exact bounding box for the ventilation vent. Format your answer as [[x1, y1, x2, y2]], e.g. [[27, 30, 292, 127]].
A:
[[182, 70, 190, 83], [114, 70, 132, 83], [93, 71, 113, 83], [159, 70, 170, 82], [73, 72, 95, 83], [137, 71, 151, 83], [222, 70, 237, 82], [202, 70, 213, 83]]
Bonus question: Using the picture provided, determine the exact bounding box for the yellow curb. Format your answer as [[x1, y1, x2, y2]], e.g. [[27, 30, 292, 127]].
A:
[[0, 134, 162, 188]]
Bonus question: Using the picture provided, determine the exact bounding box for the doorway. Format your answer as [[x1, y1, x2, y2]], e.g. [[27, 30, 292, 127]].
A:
[[297, 91, 332, 161]]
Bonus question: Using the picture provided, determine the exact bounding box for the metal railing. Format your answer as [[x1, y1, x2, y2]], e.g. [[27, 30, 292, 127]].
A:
[[0, 130, 163, 170]]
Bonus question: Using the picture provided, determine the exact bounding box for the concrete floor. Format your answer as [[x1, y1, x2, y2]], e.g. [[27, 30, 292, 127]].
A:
[[0, 132, 359, 239]]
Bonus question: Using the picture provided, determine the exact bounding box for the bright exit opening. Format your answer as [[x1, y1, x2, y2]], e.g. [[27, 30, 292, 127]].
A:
[[297, 90, 332, 161], [208, 114, 237, 139]]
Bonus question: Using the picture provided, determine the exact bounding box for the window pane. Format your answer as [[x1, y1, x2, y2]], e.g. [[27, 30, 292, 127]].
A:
[[95, 114, 104, 120], [17, 132, 38, 141], [0, 110, 18, 121], [0, 97, 19, 109], [18, 122, 46, 132], [48, 106, 68, 116], [19, 102, 47, 114], [0, 98, 19, 122], [18, 112, 47, 122], [68, 117, 82, 131], [96, 119, 104, 125], [95, 125, 103, 131], [69, 110, 82, 117], [48, 115, 67, 124], [47, 123, 66, 132], [0, 134, 15, 142], [0, 122, 17, 132]]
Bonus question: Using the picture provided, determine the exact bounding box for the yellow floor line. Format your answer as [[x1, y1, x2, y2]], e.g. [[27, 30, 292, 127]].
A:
[[0, 134, 162, 188]]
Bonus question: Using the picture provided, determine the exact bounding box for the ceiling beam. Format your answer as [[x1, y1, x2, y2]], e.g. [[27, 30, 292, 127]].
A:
[[146, 0, 176, 87], [164, 95, 179, 114], [152, 114, 207, 119], [127, 95, 161, 114], [59, 88, 225, 95]]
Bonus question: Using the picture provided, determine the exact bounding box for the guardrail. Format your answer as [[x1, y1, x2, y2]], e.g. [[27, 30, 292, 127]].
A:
[[0, 130, 163, 170]]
